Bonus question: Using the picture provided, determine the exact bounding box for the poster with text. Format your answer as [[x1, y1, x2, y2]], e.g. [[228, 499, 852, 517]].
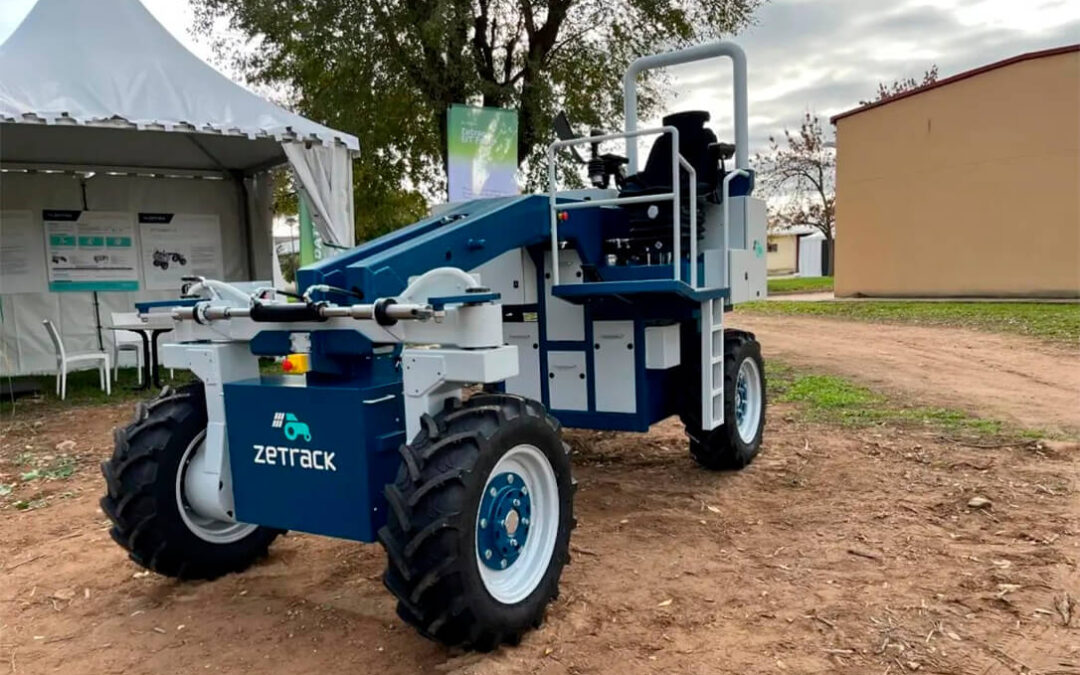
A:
[[44, 210, 139, 292], [446, 104, 518, 203], [139, 213, 224, 291], [0, 210, 47, 294]]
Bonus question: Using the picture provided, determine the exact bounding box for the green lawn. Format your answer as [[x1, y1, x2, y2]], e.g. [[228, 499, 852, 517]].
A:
[[0, 368, 195, 415], [1, 358, 286, 416], [767, 276, 834, 294], [742, 300, 1080, 344], [766, 361, 1042, 440]]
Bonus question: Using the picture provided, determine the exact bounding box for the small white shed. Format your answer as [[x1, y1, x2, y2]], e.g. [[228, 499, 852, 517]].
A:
[[798, 230, 827, 278], [0, 0, 359, 375]]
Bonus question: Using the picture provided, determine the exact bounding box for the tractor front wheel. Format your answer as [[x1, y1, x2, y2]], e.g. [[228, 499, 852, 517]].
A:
[[378, 394, 575, 651], [682, 329, 766, 470], [101, 385, 282, 579]]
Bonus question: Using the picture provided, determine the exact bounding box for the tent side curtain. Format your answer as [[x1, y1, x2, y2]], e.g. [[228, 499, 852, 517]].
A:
[[283, 143, 355, 249]]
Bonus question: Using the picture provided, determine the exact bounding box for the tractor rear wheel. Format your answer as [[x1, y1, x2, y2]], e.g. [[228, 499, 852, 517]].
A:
[[682, 329, 766, 470], [101, 384, 282, 579], [378, 393, 574, 651]]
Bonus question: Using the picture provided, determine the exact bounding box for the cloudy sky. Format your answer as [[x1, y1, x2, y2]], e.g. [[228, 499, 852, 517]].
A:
[[0, 0, 1076, 153]]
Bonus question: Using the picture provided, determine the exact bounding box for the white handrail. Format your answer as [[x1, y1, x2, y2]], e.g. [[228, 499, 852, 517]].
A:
[[679, 157, 698, 288], [547, 126, 697, 286]]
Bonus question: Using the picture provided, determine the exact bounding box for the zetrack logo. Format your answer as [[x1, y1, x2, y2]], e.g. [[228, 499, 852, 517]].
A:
[[253, 445, 337, 472], [272, 411, 311, 442], [256, 412, 333, 471]]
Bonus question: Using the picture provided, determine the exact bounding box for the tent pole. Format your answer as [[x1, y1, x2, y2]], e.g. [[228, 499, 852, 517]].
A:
[[92, 292, 104, 351], [234, 171, 256, 281], [80, 176, 105, 352]]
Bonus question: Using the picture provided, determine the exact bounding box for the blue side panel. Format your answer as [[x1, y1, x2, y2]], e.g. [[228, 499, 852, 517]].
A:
[[223, 374, 405, 542]]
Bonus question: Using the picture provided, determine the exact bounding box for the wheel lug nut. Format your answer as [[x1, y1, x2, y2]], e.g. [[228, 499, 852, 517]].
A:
[[479, 518, 487, 528], [513, 499, 520, 507], [510, 539, 519, 548], [522, 518, 529, 526], [489, 487, 497, 497], [484, 549, 493, 560], [500, 559, 508, 569], [507, 474, 515, 483]]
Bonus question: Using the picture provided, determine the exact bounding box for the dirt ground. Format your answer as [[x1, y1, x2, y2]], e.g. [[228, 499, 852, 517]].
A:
[[732, 314, 1080, 436], [2, 320, 1078, 675]]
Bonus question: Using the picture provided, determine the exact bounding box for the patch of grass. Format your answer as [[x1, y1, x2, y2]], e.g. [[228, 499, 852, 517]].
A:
[[0, 367, 197, 416], [15, 455, 78, 484], [767, 276, 833, 295], [1, 452, 79, 511], [766, 361, 1027, 439], [742, 300, 1080, 344]]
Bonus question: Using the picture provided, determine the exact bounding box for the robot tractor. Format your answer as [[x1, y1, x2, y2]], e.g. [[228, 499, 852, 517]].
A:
[[101, 41, 767, 650]]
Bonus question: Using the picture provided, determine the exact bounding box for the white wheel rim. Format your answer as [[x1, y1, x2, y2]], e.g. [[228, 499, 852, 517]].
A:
[[734, 358, 763, 444], [475, 444, 560, 604], [176, 431, 257, 544]]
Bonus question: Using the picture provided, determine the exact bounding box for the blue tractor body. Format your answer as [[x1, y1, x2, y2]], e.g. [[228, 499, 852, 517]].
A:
[[103, 41, 770, 651]]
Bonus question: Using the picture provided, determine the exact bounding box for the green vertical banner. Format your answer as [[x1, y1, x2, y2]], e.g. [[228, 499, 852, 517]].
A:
[[446, 104, 518, 203], [297, 192, 324, 267]]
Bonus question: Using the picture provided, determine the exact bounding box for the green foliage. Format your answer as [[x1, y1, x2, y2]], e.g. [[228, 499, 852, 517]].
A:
[[767, 276, 833, 294], [740, 300, 1080, 344], [18, 457, 76, 483], [278, 251, 299, 283], [192, 0, 763, 239]]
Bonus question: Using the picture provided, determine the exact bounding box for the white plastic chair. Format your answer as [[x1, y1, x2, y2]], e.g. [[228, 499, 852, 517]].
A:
[[42, 319, 111, 400], [110, 312, 143, 385]]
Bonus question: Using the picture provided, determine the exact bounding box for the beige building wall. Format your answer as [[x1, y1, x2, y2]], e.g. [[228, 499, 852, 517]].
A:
[[767, 234, 798, 275], [834, 49, 1080, 297]]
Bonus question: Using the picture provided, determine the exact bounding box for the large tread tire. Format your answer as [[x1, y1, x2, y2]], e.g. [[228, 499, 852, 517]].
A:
[[682, 329, 766, 471], [378, 393, 574, 651], [101, 384, 282, 580]]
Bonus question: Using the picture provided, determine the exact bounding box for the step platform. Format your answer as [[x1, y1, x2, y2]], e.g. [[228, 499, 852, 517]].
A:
[[551, 279, 729, 305]]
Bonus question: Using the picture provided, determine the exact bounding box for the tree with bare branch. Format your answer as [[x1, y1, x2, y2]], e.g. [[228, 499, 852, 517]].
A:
[[860, 65, 939, 105], [755, 112, 835, 270]]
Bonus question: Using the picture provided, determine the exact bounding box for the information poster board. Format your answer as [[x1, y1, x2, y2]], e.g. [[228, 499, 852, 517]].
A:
[[44, 210, 139, 292], [446, 104, 519, 203], [139, 213, 224, 291], [0, 210, 47, 294]]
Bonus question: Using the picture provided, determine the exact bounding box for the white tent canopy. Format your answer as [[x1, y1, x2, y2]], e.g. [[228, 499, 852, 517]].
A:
[[0, 0, 357, 247], [0, 0, 358, 375]]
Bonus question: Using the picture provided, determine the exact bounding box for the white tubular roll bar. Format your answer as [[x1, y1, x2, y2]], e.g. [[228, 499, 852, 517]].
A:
[[547, 126, 698, 287], [623, 41, 749, 173]]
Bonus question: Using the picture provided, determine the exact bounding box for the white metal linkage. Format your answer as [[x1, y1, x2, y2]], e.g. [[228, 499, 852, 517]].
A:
[[546, 127, 698, 287]]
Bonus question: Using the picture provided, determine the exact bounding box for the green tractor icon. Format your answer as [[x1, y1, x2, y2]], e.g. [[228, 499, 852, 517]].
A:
[[283, 413, 311, 442]]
